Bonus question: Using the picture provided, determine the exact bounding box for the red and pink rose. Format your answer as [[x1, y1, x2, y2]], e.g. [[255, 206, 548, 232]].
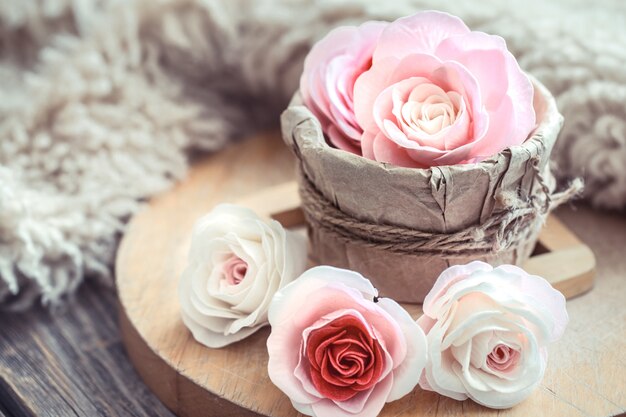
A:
[[267, 266, 428, 417]]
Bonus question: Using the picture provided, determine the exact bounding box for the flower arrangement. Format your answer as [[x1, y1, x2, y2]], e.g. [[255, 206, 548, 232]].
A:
[[283, 10, 578, 303], [179, 205, 567, 412], [177, 10, 576, 416], [300, 11, 535, 167]]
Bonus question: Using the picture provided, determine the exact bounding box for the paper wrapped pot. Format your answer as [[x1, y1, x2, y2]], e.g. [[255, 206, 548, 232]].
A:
[[281, 76, 565, 303]]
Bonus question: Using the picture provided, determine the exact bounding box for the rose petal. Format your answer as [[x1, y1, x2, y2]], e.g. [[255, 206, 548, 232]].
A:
[[435, 31, 536, 151], [493, 265, 568, 341], [300, 21, 386, 152], [311, 374, 394, 417], [373, 11, 470, 61], [376, 298, 428, 401], [421, 303, 469, 400], [372, 131, 425, 168], [422, 261, 493, 317]]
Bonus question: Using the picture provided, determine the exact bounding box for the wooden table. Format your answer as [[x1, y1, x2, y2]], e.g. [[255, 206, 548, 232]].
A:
[[0, 133, 625, 416], [0, 281, 173, 417]]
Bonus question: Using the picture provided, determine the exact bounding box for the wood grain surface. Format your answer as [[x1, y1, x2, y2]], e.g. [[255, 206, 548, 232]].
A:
[[0, 281, 173, 417], [116, 131, 626, 417]]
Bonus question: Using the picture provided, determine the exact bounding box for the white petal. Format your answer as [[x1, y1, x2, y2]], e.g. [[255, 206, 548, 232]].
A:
[[423, 261, 493, 317]]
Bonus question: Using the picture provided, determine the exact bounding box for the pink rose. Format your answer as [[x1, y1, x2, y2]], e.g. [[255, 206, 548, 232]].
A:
[[417, 261, 568, 409], [300, 21, 386, 154], [350, 11, 536, 167], [267, 266, 427, 417]]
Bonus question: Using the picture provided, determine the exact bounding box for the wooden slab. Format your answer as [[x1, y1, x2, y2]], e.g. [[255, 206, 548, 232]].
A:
[[117, 132, 621, 417]]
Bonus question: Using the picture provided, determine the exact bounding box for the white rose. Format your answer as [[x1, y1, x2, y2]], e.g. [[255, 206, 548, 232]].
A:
[[178, 204, 307, 348], [417, 261, 568, 409]]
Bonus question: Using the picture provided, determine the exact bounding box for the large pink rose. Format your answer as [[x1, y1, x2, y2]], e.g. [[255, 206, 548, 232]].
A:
[[267, 266, 427, 417], [300, 21, 386, 154], [417, 261, 568, 409], [353, 11, 536, 167]]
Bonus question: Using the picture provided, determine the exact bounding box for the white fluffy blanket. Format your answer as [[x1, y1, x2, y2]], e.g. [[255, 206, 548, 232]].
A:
[[1, 0, 625, 308]]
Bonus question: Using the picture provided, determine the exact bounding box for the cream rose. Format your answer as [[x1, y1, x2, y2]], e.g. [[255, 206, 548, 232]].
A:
[[178, 204, 307, 348], [417, 261, 568, 408]]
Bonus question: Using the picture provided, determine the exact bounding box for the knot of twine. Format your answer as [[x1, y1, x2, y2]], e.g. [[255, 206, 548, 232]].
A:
[[299, 158, 583, 256]]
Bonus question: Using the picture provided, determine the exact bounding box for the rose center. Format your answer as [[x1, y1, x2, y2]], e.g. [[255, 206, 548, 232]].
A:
[[305, 314, 385, 401], [401, 83, 462, 135], [486, 343, 520, 373], [222, 255, 248, 286]]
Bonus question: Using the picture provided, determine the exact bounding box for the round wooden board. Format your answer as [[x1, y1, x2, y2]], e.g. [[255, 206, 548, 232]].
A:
[[116, 132, 626, 417]]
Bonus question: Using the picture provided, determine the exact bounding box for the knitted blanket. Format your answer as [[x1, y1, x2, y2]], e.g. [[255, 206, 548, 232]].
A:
[[1, 0, 624, 309]]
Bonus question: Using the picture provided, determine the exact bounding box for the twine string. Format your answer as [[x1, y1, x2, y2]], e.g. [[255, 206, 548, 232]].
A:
[[299, 157, 583, 256]]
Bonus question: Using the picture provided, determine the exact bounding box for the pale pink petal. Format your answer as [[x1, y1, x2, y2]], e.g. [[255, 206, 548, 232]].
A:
[[470, 96, 515, 159], [405, 141, 473, 166], [376, 119, 474, 167], [435, 31, 535, 150], [355, 54, 443, 132], [291, 401, 314, 416], [372, 131, 424, 168], [388, 54, 445, 87], [377, 298, 428, 401], [504, 60, 536, 146], [267, 319, 320, 405], [373, 11, 470, 61], [436, 33, 509, 109], [421, 304, 469, 399], [303, 65, 333, 125], [427, 60, 483, 126], [416, 315, 437, 334], [360, 130, 377, 160], [354, 56, 404, 132], [422, 261, 493, 318], [300, 21, 387, 153], [326, 125, 362, 155], [492, 265, 568, 341], [311, 374, 393, 417], [293, 345, 321, 398]]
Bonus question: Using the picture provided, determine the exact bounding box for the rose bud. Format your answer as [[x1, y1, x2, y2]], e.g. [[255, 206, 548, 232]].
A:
[[178, 204, 306, 348], [267, 266, 427, 417], [418, 261, 568, 409], [300, 20, 387, 154]]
